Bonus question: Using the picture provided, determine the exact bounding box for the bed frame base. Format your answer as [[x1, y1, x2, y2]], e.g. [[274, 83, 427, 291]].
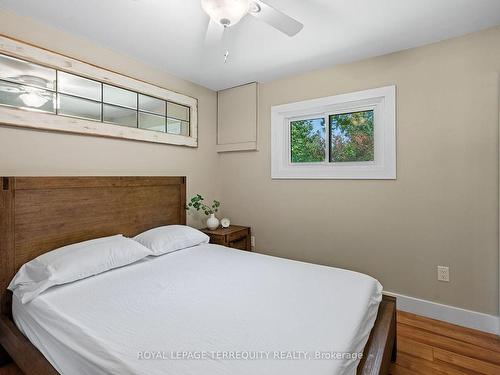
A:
[[0, 315, 58, 374], [357, 295, 397, 375]]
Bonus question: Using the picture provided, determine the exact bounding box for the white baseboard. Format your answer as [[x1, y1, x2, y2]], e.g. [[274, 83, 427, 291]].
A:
[[384, 291, 499, 335]]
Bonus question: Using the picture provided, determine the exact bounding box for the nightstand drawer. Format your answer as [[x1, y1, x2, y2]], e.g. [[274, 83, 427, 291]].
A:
[[228, 229, 249, 243], [228, 236, 249, 250], [201, 225, 251, 251], [207, 235, 226, 246]]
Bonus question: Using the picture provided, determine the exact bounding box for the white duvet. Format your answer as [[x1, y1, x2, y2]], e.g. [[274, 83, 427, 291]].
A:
[[13, 243, 382, 375]]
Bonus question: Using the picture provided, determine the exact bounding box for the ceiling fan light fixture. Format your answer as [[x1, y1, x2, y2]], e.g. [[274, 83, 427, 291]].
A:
[[201, 0, 249, 27]]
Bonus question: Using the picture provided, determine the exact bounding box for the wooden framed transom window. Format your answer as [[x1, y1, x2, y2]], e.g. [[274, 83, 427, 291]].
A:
[[0, 36, 198, 147]]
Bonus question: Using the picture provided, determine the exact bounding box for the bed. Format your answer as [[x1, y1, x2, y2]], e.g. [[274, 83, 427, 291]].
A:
[[0, 176, 396, 375]]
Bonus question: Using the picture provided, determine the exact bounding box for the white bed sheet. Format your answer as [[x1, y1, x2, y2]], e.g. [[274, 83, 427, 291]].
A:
[[13, 243, 382, 375]]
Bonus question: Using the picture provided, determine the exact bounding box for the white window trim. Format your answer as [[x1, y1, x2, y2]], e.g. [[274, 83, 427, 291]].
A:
[[271, 85, 396, 179], [0, 36, 198, 147]]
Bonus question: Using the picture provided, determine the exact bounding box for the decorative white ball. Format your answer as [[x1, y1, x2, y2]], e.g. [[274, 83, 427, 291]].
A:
[[220, 217, 231, 228]]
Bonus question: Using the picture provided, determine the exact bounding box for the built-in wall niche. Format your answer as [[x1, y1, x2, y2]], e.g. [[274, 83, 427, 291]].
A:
[[217, 82, 258, 152], [0, 36, 198, 147]]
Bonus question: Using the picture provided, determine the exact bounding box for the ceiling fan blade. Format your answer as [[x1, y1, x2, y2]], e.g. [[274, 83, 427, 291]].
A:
[[249, 0, 303, 37], [204, 19, 225, 47]]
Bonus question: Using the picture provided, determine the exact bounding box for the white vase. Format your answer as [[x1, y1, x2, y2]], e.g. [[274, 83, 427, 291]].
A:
[[206, 214, 219, 230]]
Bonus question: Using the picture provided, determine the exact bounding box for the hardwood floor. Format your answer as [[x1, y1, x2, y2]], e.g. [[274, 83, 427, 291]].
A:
[[391, 311, 500, 374], [0, 310, 498, 375]]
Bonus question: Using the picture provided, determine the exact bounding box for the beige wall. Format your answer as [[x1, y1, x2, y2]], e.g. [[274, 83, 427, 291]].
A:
[[219, 26, 500, 315], [0, 10, 219, 228]]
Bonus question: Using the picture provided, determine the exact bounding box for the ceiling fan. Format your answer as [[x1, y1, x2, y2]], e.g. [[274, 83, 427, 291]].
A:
[[201, 0, 303, 37]]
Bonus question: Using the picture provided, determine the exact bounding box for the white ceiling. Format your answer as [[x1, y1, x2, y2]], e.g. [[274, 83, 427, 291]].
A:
[[2, 0, 500, 91]]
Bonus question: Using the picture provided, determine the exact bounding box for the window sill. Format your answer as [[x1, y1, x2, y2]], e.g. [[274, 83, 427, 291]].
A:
[[0, 106, 198, 147]]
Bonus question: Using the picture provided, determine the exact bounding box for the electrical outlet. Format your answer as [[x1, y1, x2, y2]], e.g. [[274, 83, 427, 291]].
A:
[[437, 266, 450, 282], [251, 236, 255, 248]]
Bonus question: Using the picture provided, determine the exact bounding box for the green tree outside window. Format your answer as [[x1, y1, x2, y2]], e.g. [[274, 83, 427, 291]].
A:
[[290, 111, 374, 164], [330, 110, 374, 162], [290, 118, 325, 163]]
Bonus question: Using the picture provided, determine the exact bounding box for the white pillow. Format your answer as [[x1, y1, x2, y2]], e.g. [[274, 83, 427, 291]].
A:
[[134, 225, 209, 256], [8, 235, 152, 303]]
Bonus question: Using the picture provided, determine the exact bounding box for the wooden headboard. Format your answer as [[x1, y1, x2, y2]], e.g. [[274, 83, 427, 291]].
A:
[[0, 176, 186, 315]]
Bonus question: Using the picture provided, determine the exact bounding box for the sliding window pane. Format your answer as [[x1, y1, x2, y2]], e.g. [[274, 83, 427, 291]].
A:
[[290, 118, 325, 163], [329, 110, 374, 162], [103, 85, 137, 109], [0, 54, 56, 90], [139, 94, 165, 116], [103, 104, 137, 127], [58, 94, 101, 121], [167, 102, 189, 121], [57, 72, 101, 101], [167, 118, 189, 136], [0, 80, 55, 113], [139, 112, 165, 132]]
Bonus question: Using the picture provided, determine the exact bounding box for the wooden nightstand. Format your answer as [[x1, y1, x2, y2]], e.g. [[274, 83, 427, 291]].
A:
[[201, 225, 251, 251]]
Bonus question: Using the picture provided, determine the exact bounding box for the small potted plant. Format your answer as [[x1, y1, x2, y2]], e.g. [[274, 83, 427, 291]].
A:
[[186, 194, 221, 230]]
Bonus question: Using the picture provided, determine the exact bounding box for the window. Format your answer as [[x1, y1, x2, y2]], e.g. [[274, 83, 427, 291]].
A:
[[329, 110, 374, 162], [0, 36, 198, 147], [290, 118, 325, 163], [0, 54, 191, 135], [271, 86, 396, 179]]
